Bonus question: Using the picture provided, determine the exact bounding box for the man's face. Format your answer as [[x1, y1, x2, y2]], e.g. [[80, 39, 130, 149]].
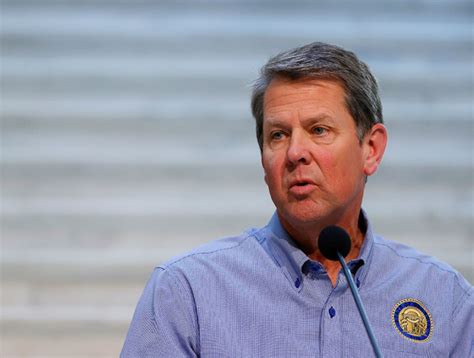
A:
[[261, 77, 372, 229]]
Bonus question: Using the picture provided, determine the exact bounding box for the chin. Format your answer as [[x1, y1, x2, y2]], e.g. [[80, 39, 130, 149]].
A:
[[281, 202, 328, 226]]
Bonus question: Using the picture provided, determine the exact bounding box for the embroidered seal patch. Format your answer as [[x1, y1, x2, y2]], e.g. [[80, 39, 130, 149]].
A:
[[392, 298, 433, 342]]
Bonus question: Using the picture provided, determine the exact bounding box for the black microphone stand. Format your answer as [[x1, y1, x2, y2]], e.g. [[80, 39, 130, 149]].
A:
[[337, 251, 383, 358]]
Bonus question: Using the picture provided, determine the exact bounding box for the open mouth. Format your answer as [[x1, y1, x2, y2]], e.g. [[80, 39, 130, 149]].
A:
[[289, 180, 316, 195]]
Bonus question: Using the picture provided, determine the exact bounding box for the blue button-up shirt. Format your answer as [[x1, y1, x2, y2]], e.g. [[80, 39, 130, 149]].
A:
[[121, 212, 473, 357]]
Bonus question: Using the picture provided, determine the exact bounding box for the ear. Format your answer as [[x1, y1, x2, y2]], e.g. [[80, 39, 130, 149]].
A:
[[362, 123, 387, 176]]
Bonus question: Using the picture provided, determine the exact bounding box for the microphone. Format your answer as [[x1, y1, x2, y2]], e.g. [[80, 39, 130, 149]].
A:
[[319, 226, 383, 358]]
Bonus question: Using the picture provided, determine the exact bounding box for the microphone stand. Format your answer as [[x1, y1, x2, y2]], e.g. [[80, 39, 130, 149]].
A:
[[337, 252, 383, 358]]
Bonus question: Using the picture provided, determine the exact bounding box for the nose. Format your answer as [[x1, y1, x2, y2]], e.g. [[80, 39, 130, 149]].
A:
[[287, 131, 311, 166]]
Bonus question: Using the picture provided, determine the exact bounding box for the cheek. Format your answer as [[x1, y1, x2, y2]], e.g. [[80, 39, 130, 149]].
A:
[[264, 161, 279, 184], [262, 154, 284, 187], [319, 145, 363, 182], [336, 147, 366, 186], [315, 149, 338, 176]]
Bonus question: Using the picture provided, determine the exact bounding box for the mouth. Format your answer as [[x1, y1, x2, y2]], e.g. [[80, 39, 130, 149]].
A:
[[289, 178, 315, 187], [288, 179, 317, 196]]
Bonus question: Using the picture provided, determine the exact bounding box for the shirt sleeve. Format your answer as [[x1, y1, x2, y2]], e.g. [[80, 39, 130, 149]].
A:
[[121, 267, 199, 357], [449, 271, 473, 357]]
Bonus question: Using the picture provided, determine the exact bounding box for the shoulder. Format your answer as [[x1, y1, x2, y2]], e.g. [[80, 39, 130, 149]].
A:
[[372, 235, 453, 271], [156, 227, 263, 274], [143, 227, 268, 298], [371, 235, 472, 294]]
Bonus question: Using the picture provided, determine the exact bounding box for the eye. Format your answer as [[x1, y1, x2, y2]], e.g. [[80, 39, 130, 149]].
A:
[[270, 130, 285, 141], [312, 126, 327, 135]]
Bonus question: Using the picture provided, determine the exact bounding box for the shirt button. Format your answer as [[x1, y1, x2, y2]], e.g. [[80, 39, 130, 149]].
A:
[[294, 278, 301, 288], [329, 306, 336, 318], [356, 278, 361, 288]]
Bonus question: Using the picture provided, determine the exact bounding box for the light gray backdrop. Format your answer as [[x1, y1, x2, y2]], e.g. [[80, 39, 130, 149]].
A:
[[1, 0, 472, 356]]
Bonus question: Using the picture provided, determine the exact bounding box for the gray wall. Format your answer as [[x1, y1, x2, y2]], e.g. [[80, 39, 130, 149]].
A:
[[1, 0, 472, 356]]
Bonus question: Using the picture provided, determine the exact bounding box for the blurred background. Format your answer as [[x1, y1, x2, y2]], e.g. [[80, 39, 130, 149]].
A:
[[1, 0, 472, 356]]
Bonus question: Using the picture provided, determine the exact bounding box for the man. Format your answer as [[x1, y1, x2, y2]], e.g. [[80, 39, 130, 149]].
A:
[[122, 42, 472, 357]]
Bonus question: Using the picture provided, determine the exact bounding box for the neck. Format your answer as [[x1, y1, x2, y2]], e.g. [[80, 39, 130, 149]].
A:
[[278, 210, 366, 287]]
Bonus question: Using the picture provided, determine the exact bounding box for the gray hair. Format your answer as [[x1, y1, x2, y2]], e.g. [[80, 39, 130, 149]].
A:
[[251, 42, 383, 151]]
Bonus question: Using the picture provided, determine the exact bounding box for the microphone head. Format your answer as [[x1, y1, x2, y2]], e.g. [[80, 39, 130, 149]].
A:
[[318, 225, 352, 261]]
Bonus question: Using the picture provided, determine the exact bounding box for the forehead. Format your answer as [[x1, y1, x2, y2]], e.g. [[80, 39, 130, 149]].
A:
[[263, 77, 349, 121]]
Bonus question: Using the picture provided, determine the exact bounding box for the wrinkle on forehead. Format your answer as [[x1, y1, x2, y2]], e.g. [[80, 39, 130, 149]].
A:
[[264, 76, 345, 99], [263, 78, 349, 126]]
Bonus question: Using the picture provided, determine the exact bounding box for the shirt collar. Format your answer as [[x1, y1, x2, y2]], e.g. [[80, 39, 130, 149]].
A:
[[353, 209, 375, 285], [258, 210, 375, 290], [258, 213, 307, 292]]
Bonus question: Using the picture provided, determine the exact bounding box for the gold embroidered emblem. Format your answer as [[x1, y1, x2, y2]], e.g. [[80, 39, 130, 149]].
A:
[[392, 298, 433, 342]]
